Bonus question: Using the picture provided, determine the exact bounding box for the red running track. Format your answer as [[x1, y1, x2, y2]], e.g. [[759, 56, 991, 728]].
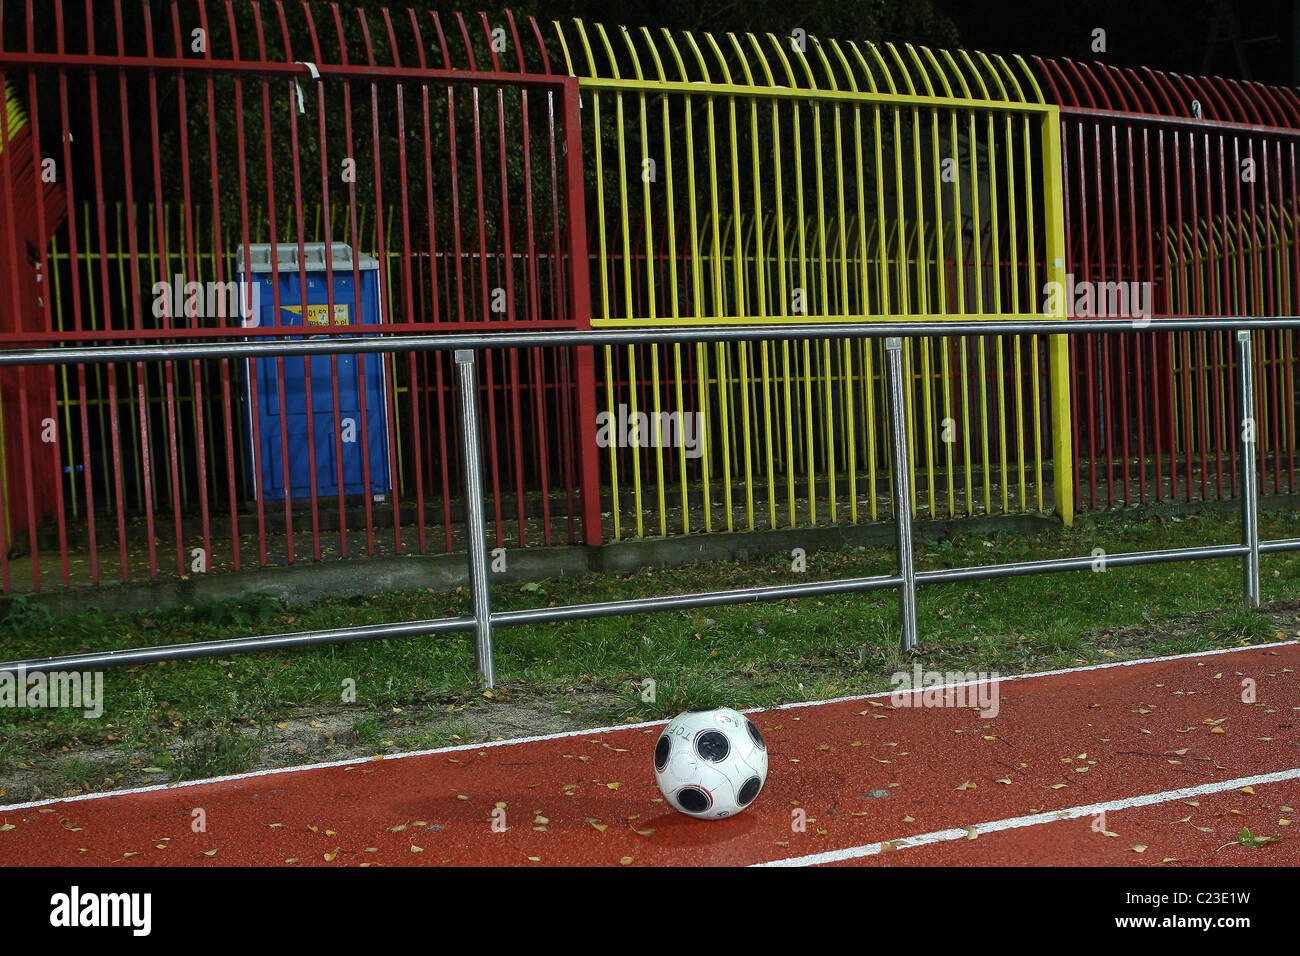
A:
[[1, 644, 1297, 867]]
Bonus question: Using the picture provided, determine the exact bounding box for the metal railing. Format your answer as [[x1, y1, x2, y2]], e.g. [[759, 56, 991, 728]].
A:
[[1, 314, 1297, 687]]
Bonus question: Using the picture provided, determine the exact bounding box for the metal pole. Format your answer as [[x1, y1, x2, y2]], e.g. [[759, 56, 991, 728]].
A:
[[885, 338, 919, 652], [455, 349, 496, 688], [1236, 330, 1261, 609]]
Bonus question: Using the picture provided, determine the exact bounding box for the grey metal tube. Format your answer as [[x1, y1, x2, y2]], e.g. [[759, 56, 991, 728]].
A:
[[0, 614, 475, 675], [885, 338, 919, 653], [491, 572, 904, 627], [915, 542, 1248, 585], [1260, 537, 1300, 553], [10, 317, 1300, 369], [1237, 330, 1262, 609], [456, 350, 495, 689]]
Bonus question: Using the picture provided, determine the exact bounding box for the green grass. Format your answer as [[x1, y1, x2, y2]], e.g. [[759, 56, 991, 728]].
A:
[[1, 507, 1298, 798]]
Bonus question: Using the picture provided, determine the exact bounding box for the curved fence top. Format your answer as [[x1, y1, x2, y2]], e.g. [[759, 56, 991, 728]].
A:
[[7, 1, 557, 78], [551, 18, 1045, 108], [1033, 55, 1300, 129]]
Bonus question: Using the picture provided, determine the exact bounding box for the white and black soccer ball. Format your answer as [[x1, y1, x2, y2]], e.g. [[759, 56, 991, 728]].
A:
[[653, 706, 768, 820]]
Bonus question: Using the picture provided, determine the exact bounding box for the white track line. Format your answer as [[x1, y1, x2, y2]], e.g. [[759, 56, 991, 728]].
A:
[[0, 640, 1293, 815], [754, 767, 1300, 867]]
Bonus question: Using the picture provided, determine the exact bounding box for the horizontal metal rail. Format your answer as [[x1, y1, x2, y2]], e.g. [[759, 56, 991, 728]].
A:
[[0, 318, 1291, 683], [1054, 104, 1300, 139], [0, 615, 475, 673], [6, 317, 1300, 368], [0, 51, 570, 89]]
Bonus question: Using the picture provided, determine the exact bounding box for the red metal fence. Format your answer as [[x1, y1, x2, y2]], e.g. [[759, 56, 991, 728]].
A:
[[2, 4, 1299, 597], [1036, 57, 1300, 509], [0, 1, 599, 594]]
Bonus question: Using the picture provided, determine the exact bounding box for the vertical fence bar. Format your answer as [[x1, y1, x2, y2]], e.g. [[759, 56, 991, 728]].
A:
[[886, 337, 918, 653], [563, 77, 603, 546], [455, 348, 495, 688], [1041, 107, 1075, 525], [1236, 329, 1261, 609]]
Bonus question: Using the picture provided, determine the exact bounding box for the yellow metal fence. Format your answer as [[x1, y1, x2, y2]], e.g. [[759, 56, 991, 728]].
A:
[[555, 20, 1074, 539]]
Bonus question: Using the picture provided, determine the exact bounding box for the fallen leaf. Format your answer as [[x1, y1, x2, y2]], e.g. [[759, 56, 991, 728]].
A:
[[1237, 827, 1281, 848], [1131, 845, 1148, 853]]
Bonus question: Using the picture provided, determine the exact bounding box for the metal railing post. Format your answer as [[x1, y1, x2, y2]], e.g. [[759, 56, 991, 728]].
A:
[[885, 338, 919, 652], [1236, 330, 1261, 609], [455, 349, 496, 688]]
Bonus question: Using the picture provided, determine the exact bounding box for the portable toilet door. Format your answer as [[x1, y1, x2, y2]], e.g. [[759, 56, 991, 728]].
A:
[[237, 242, 392, 503]]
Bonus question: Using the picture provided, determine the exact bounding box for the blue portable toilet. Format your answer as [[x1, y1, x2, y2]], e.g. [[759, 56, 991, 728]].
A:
[[237, 242, 392, 501]]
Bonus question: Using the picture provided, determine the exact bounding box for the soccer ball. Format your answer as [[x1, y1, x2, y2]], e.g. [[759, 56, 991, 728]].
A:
[[653, 706, 768, 819]]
